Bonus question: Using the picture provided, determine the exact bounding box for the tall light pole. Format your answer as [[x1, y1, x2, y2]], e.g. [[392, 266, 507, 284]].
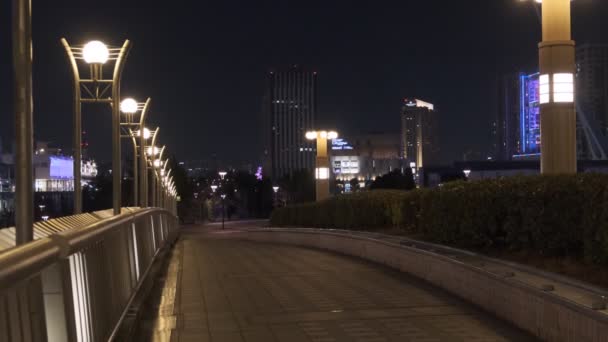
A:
[[62, 38, 131, 214], [122, 98, 151, 207], [220, 193, 226, 230], [13, 0, 34, 244], [146, 128, 160, 207], [306, 130, 338, 202], [536, 0, 577, 173], [152, 147, 165, 207]]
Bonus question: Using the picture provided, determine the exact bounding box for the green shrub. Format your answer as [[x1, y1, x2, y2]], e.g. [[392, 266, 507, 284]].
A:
[[269, 174, 608, 266]]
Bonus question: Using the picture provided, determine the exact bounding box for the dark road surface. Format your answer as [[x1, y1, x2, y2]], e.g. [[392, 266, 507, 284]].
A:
[[135, 221, 536, 342]]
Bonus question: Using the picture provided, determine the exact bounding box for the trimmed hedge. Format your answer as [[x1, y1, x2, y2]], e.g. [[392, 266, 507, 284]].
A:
[[270, 174, 608, 266]]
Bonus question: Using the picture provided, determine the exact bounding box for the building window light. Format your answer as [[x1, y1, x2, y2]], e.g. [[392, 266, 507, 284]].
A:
[[316, 167, 329, 180], [539, 74, 550, 104], [553, 73, 574, 103]]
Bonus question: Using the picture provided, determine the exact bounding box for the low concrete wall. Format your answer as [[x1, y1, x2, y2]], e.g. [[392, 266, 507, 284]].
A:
[[236, 229, 608, 342]]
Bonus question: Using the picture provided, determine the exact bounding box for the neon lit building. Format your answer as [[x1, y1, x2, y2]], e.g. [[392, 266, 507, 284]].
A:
[[496, 72, 541, 160], [520, 73, 541, 155]]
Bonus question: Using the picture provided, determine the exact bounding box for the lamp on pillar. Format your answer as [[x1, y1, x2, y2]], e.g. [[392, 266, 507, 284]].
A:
[[306, 130, 338, 202], [62, 38, 132, 215], [530, 0, 577, 173]]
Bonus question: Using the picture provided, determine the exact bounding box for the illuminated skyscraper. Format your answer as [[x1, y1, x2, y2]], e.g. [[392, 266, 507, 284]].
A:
[[496, 72, 540, 160], [400, 99, 439, 168], [263, 65, 317, 178]]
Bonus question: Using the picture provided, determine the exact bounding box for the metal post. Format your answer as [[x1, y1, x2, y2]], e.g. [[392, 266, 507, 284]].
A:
[[138, 100, 151, 207], [111, 41, 131, 215], [539, 0, 576, 174], [221, 197, 225, 230], [140, 137, 147, 207], [13, 0, 34, 244], [132, 142, 138, 207]]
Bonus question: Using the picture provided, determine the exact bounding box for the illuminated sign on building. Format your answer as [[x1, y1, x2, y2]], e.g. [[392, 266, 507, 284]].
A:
[[332, 138, 354, 151], [404, 99, 434, 111], [332, 156, 360, 176], [49, 156, 74, 179]]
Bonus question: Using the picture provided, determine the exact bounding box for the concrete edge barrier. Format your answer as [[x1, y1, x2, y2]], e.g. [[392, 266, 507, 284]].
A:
[[234, 228, 608, 342]]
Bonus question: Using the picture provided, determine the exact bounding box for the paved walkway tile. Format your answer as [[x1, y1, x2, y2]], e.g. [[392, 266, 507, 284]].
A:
[[136, 226, 538, 341]]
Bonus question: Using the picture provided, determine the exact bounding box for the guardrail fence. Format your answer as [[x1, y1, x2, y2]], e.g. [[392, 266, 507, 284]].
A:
[[0, 208, 178, 342]]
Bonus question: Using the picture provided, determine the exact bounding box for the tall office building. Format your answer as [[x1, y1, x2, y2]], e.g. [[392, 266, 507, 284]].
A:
[[263, 65, 317, 178], [496, 73, 541, 160], [401, 99, 439, 168], [496, 67, 607, 161], [576, 44, 608, 135]]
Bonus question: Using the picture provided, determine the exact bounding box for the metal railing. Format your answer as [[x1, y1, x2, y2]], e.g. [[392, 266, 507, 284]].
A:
[[0, 207, 178, 342]]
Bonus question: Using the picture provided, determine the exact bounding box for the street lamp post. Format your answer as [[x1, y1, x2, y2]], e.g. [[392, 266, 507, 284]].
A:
[[152, 147, 165, 207], [537, 0, 577, 173], [146, 128, 160, 207], [62, 38, 131, 215], [306, 130, 338, 202], [122, 98, 151, 207], [221, 193, 226, 230], [273, 186, 279, 208]]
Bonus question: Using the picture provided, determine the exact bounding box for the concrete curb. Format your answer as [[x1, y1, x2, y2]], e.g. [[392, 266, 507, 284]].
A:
[[232, 228, 608, 342]]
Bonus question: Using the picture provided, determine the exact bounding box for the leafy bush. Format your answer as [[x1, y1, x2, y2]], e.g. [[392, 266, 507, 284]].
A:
[[270, 174, 608, 266]]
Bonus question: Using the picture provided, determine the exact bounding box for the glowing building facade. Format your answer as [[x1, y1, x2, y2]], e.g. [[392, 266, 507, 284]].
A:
[[400, 99, 439, 168], [496, 72, 541, 160], [520, 73, 541, 155]]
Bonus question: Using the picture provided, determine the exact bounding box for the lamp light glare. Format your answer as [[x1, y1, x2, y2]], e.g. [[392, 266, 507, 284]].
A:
[[553, 73, 574, 103], [120, 98, 138, 114], [146, 146, 160, 156], [83, 41, 109, 64], [316, 167, 330, 180], [327, 131, 338, 140], [137, 128, 152, 140], [305, 131, 318, 140], [539, 74, 550, 104]]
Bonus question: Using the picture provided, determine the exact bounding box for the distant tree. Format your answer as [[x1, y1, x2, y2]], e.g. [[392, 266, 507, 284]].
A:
[[370, 169, 415, 191], [278, 169, 315, 204], [349, 178, 360, 192]]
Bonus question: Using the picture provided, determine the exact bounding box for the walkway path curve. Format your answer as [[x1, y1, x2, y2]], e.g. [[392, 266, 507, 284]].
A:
[[136, 222, 537, 342]]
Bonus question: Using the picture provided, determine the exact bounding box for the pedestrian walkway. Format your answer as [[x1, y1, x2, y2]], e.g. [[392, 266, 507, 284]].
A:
[[135, 223, 537, 341]]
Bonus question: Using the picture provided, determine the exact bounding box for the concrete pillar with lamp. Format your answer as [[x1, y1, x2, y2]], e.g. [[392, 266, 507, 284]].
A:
[[306, 130, 338, 202], [537, 0, 577, 173]]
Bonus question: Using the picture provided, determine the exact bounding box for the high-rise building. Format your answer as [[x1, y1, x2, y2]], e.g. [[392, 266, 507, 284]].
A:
[[495, 72, 541, 160], [400, 99, 439, 168], [263, 66, 317, 178], [576, 44, 608, 135], [497, 56, 608, 161]]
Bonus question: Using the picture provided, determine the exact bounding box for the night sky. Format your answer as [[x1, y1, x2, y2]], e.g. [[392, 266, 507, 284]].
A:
[[1, 0, 607, 166]]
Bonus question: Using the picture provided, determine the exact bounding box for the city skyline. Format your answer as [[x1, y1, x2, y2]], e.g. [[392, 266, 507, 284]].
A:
[[1, 0, 608, 166]]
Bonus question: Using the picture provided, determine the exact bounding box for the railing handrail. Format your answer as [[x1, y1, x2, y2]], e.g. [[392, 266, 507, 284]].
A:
[[0, 207, 175, 292]]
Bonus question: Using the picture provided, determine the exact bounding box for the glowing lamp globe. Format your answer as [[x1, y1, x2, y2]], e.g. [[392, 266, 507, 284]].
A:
[[83, 41, 109, 64], [146, 146, 160, 156], [327, 131, 338, 140], [137, 128, 152, 140], [305, 131, 318, 140], [120, 98, 138, 114], [153, 159, 162, 168]]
